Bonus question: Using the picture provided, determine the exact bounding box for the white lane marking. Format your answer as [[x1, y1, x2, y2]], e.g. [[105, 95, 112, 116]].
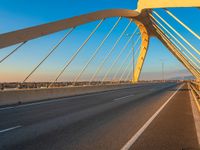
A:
[[0, 106, 14, 111], [0, 90, 118, 111], [113, 94, 135, 102], [121, 83, 184, 150], [0, 83, 174, 111], [0, 85, 146, 111], [10, 90, 126, 108], [0, 125, 22, 133]]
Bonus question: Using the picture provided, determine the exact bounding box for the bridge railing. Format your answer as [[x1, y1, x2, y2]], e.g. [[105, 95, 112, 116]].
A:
[[190, 81, 200, 103], [191, 81, 200, 91], [0, 81, 133, 90]]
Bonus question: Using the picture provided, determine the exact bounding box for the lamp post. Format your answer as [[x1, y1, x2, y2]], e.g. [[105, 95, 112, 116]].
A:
[[125, 32, 139, 82], [162, 61, 164, 82], [132, 40, 135, 83], [160, 59, 165, 82]]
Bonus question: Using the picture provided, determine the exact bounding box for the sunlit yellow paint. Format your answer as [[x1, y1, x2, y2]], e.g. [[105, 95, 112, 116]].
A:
[[137, 0, 200, 12]]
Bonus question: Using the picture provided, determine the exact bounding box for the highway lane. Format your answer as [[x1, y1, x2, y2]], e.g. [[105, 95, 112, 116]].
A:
[[131, 83, 199, 149], [0, 82, 198, 150], [0, 82, 174, 130]]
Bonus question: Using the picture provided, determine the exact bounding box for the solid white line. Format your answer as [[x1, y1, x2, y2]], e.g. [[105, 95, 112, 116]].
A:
[[121, 83, 184, 150], [0, 90, 117, 111], [0, 106, 14, 111], [113, 94, 135, 101], [11, 91, 129, 108], [0, 83, 167, 111], [0, 125, 21, 133], [0, 85, 144, 111]]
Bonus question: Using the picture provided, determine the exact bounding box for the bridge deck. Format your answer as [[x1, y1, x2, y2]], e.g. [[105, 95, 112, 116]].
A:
[[132, 84, 199, 149], [0, 82, 199, 150]]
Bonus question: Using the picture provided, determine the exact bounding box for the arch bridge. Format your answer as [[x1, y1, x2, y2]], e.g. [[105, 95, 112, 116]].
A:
[[0, 0, 199, 88], [0, 1, 200, 149]]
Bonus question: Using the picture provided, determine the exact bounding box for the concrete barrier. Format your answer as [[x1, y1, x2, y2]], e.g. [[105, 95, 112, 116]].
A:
[[0, 84, 133, 106]]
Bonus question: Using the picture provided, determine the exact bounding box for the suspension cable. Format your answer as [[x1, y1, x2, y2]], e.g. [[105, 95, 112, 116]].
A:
[[119, 58, 132, 82], [23, 28, 74, 82], [152, 23, 200, 70], [125, 66, 132, 82], [164, 9, 200, 40], [173, 39, 200, 70], [156, 28, 200, 77], [101, 26, 138, 83], [124, 46, 141, 81], [119, 45, 140, 82], [89, 19, 132, 83], [73, 17, 121, 83], [154, 24, 200, 76], [111, 36, 141, 81], [152, 10, 200, 56], [112, 50, 132, 82], [149, 14, 200, 65], [49, 19, 104, 87], [0, 41, 27, 64]]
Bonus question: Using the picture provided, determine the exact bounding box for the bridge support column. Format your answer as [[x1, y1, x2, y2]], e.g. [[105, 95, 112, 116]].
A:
[[132, 20, 149, 83]]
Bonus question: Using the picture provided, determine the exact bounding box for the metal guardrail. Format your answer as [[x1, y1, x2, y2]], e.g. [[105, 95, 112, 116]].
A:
[[191, 81, 200, 91], [190, 81, 200, 100], [189, 81, 200, 113], [0, 81, 132, 90], [0, 81, 178, 91]]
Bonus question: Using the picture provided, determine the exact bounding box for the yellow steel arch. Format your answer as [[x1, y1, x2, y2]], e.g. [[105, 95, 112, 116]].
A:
[[0, 9, 150, 83], [132, 20, 149, 83], [0, 9, 140, 49], [137, 0, 200, 12], [0, 7, 199, 82], [132, 10, 200, 82]]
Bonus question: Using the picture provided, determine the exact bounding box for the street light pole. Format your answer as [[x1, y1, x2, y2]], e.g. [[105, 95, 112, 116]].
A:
[[160, 59, 165, 82], [162, 61, 164, 81], [132, 40, 134, 83], [125, 32, 139, 83]]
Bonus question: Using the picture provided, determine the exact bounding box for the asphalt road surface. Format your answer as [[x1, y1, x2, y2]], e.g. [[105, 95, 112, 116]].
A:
[[0, 82, 199, 150]]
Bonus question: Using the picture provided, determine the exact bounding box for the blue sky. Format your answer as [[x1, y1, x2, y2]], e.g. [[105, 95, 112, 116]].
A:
[[0, 0, 199, 82]]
